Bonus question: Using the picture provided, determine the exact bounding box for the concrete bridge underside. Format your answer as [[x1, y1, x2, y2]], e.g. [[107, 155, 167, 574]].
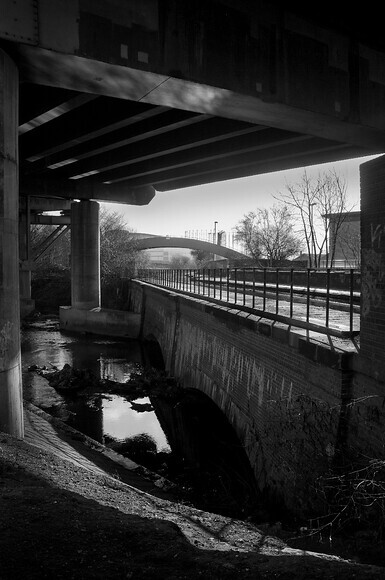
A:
[[1, 0, 385, 437]]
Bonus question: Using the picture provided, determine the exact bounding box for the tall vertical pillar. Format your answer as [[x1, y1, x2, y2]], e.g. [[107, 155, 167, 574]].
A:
[[0, 50, 23, 437], [71, 200, 100, 309], [19, 196, 35, 318], [360, 154, 385, 382]]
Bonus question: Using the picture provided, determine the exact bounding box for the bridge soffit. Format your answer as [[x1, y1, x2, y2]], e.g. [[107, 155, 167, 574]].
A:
[[5, 0, 385, 151]]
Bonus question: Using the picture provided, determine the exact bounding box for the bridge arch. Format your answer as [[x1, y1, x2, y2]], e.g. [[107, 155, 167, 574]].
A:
[[142, 333, 166, 371], [140, 329, 261, 514], [129, 279, 354, 516], [134, 236, 248, 261]]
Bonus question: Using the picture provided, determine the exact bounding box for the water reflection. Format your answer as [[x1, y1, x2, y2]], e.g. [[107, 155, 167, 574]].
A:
[[21, 318, 261, 519], [21, 319, 169, 450], [103, 395, 169, 450]]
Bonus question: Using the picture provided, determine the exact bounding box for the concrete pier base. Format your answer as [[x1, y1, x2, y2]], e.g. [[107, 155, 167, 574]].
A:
[[60, 306, 141, 338], [0, 49, 24, 437]]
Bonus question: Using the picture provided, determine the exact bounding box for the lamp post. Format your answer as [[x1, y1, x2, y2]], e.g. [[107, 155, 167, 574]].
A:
[[213, 221, 218, 262], [309, 203, 317, 268]]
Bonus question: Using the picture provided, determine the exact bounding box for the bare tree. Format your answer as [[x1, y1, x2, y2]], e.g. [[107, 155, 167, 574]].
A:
[[168, 254, 194, 269], [235, 205, 302, 266], [275, 169, 353, 268], [190, 249, 213, 269], [340, 229, 361, 268], [30, 224, 70, 272], [99, 207, 138, 281], [234, 212, 262, 260], [31, 207, 145, 278]]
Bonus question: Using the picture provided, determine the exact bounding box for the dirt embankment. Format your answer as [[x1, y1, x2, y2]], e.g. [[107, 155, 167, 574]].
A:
[[1, 409, 384, 580]]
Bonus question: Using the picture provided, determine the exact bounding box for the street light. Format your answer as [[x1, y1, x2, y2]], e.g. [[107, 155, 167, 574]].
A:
[[309, 203, 317, 268], [213, 221, 218, 262]]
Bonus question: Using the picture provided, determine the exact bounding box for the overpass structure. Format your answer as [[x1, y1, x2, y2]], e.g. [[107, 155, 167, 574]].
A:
[[1, 1, 385, 443], [135, 235, 248, 261]]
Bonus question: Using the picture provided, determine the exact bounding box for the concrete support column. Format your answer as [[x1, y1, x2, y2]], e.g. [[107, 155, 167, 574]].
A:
[[0, 50, 24, 437], [360, 155, 385, 382], [71, 200, 100, 309], [19, 196, 35, 318]]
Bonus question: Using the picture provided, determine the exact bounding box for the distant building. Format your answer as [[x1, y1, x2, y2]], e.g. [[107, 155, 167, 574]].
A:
[[142, 247, 192, 267], [326, 211, 360, 268]]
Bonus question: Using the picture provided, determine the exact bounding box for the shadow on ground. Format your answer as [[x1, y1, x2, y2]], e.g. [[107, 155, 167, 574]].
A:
[[1, 433, 384, 580]]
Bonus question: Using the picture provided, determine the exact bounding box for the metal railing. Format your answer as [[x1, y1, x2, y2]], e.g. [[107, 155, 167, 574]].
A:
[[137, 267, 360, 338]]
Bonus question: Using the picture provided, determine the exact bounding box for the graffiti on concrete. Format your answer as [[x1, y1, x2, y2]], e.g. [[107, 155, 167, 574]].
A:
[[371, 223, 385, 249], [0, 321, 13, 367], [362, 243, 385, 317]]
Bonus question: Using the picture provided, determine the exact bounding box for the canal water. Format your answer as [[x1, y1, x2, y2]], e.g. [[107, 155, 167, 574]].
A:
[[21, 316, 261, 519], [21, 317, 170, 452]]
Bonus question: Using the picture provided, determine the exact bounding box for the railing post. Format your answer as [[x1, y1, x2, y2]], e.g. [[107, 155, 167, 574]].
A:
[[350, 268, 354, 334], [234, 267, 238, 304], [306, 268, 311, 323], [263, 268, 267, 311], [290, 268, 294, 319], [325, 268, 330, 328], [219, 268, 223, 301], [243, 267, 246, 306], [252, 267, 256, 309], [227, 268, 230, 302], [202, 268, 206, 295], [275, 268, 279, 314]]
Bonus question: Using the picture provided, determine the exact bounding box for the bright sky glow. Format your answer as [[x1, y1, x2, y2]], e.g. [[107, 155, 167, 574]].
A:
[[102, 154, 381, 238]]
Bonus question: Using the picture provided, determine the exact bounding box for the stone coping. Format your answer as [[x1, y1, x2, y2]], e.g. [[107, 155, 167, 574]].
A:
[[134, 281, 358, 371]]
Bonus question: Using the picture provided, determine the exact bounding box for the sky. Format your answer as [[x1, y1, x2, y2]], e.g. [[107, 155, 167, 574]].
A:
[[102, 154, 381, 239]]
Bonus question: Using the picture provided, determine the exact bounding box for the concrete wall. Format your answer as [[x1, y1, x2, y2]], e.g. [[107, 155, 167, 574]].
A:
[[347, 156, 385, 464], [60, 306, 140, 338], [360, 156, 385, 379], [129, 280, 366, 515]]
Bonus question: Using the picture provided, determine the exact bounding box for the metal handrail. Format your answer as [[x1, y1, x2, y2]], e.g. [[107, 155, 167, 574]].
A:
[[137, 267, 360, 339]]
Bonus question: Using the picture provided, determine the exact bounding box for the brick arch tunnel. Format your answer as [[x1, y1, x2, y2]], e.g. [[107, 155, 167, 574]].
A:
[[141, 332, 263, 517], [129, 280, 350, 517]]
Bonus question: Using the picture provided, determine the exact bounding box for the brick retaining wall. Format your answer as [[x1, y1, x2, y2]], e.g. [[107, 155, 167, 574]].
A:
[[129, 281, 362, 515]]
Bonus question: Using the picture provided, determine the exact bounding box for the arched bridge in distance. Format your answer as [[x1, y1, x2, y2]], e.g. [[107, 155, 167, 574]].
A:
[[133, 235, 249, 261]]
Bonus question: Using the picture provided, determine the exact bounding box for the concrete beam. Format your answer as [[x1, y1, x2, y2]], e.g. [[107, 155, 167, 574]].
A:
[[20, 196, 72, 213], [17, 45, 385, 153], [19, 173, 156, 205], [30, 214, 71, 225]]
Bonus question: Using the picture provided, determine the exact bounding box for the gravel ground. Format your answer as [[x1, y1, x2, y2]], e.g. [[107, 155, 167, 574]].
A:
[[0, 407, 384, 579]]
